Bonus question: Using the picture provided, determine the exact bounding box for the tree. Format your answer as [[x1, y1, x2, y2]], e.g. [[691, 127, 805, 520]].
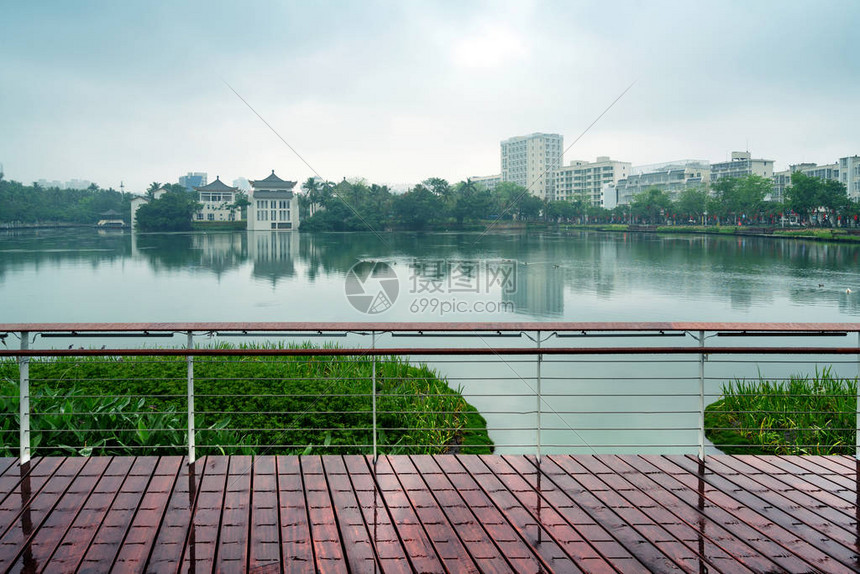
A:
[[712, 175, 770, 224], [491, 182, 528, 219], [675, 187, 709, 221], [546, 200, 577, 222], [135, 190, 200, 231], [450, 180, 494, 224], [516, 195, 544, 221], [630, 187, 671, 224], [393, 186, 442, 229]]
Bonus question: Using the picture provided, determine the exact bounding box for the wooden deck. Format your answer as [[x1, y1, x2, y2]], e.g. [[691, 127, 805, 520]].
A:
[[0, 455, 857, 573]]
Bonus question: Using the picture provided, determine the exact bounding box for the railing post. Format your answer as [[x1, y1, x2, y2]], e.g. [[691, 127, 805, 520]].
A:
[[187, 331, 195, 464], [698, 330, 706, 461], [536, 331, 542, 465], [856, 330, 859, 460], [19, 332, 30, 465], [372, 331, 377, 463]]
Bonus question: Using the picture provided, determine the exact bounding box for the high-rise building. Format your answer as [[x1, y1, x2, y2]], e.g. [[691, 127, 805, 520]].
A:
[[554, 157, 631, 206], [710, 151, 773, 183], [500, 133, 563, 200], [179, 172, 207, 191]]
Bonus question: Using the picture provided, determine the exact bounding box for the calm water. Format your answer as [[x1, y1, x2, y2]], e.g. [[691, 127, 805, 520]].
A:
[[2, 228, 859, 454], [1, 228, 859, 323]]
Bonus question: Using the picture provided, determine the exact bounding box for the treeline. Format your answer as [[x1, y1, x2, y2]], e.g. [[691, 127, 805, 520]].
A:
[[300, 172, 860, 231], [0, 179, 131, 224], [300, 177, 568, 231]]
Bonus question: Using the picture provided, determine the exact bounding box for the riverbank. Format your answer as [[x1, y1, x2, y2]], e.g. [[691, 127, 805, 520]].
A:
[[557, 223, 860, 243]]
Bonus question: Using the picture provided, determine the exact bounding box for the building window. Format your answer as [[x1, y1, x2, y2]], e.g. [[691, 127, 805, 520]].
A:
[[270, 210, 277, 221], [208, 213, 214, 221]]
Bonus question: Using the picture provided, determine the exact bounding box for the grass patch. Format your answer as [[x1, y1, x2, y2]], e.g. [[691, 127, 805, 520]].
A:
[[704, 367, 856, 455], [772, 229, 860, 242], [0, 343, 493, 457]]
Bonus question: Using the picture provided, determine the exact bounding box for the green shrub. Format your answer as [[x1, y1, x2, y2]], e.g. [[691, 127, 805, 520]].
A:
[[0, 344, 493, 457], [704, 367, 856, 455]]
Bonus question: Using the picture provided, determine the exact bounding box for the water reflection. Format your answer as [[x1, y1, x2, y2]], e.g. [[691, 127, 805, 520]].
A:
[[1, 228, 859, 320]]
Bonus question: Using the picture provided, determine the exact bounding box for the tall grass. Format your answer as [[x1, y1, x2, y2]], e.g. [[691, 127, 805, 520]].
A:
[[704, 367, 857, 455], [0, 343, 493, 457]]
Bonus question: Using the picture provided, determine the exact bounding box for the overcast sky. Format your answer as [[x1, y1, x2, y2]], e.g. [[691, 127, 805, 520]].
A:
[[2, 1, 858, 192]]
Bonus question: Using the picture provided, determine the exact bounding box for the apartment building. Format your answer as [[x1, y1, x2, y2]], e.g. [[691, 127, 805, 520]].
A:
[[614, 160, 709, 205], [500, 133, 563, 200], [554, 157, 631, 206], [710, 151, 774, 183]]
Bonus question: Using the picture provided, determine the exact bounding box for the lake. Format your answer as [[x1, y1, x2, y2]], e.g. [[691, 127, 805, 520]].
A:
[[2, 228, 859, 323], [2, 228, 859, 454]]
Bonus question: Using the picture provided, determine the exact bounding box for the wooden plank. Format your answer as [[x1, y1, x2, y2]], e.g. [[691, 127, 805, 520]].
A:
[[455, 455, 600, 573], [342, 455, 414, 574], [321, 456, 379, 573], [605, 455, 776, 574], [634, 455, 820, 573], [0, 454, 858, 573], [711, 456, 857, 534], [31, 456, 134, 572], [301, 455, 347, 573], [415, 454, 548, 574], [372, 455, 446, 573], [652, 455, 857, 574], [671, 455, 860, 569], [0, 457, 89, 571], [214, 455, 253, 572], [249, 456, 282, 572], [762, 455, 857, 504], [0, 458, 63, 539], [388, 456, 484, 573], [601, 455, 781, 572], [0, 456, 91, 571], [78, 456, 159, 573], [511, 455, 730, 574], [276, 456, 314, 572], [173, 456, 227, 574], [111, 456, 185, 572], [401, 455, 514, 573], [5, 456, 111, 574]]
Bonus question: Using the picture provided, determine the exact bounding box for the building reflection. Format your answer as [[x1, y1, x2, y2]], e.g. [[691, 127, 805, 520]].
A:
[[248, 231, 297, 285]]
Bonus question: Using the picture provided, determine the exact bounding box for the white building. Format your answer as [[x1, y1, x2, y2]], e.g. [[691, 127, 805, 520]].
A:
[[710, 151, 774, 183], [554, 157, 631, 206], [471, 174, 502, 191], [247, 170, 300, 231], [500, 133, 563, 200], [130, 187, 167, 230], [773, 156, 860, 202], [614, 160, 709, 205], [193, 176, 243, 222], [839, 156, 860, 200]]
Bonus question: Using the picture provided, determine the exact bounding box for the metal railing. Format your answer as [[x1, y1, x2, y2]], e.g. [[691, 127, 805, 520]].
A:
[[1, 322, 859, 465]]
